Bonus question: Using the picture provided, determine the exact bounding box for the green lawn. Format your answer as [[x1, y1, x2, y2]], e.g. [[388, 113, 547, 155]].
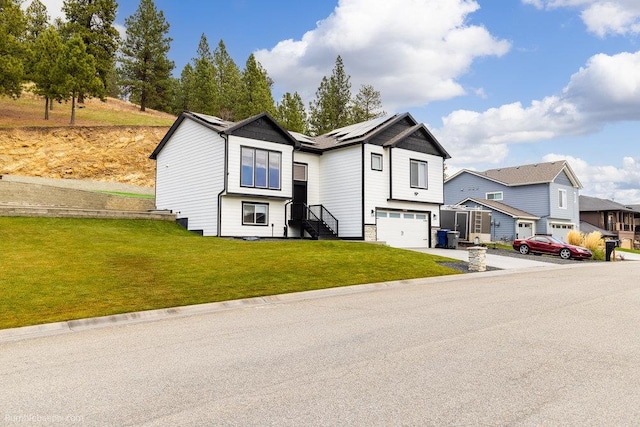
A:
[[0, 217, 461, 329]]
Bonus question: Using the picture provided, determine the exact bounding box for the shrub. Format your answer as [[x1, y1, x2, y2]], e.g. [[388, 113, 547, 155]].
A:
[[567, 230, 605, 260]]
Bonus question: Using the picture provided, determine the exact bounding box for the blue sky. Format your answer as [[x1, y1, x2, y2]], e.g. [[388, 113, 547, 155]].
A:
[[38, 0, 640, 204]]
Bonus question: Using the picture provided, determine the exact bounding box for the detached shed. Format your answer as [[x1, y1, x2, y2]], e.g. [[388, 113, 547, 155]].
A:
[[440, 205, 492, 244]]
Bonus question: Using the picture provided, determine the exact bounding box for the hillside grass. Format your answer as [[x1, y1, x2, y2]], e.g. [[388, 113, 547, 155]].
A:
[[0, 217, 462, 329], [0, 92, 176, 128]]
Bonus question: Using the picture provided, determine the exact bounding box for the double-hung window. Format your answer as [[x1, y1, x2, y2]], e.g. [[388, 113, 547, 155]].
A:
[[241, 147, 281, 189], [243, 202, 268, 226], [558, 189, 567, 209], [410, 159, 428, 189]]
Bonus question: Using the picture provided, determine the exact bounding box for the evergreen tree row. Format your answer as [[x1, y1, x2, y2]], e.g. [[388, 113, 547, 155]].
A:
[[1, 0, 385, 134]]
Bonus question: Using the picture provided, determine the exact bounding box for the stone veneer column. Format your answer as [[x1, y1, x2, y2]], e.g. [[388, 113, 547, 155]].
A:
[[468, 246, 487, 272]]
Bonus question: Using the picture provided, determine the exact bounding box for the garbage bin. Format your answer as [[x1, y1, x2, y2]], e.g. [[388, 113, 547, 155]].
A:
[[605, 239, 619, 261], [436, 229, 449, 248], [446, 231, 460, 249]]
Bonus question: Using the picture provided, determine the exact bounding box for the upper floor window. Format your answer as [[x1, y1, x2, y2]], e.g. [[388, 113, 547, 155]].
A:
[[371, 153, 383, 171], [410, 159, 428, 189], [558, 189, 567, 209], [241, 147, 281, 190], [486, 191, 503, 201]]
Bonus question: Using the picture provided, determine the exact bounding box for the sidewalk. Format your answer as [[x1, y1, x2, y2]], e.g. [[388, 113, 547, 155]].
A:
[[413, 247, 562, 270]]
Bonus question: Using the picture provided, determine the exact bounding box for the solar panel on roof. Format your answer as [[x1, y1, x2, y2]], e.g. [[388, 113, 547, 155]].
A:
[[289, 131, 316, 144], [328, 115, 395, 142], [192, 112, 227, 126]]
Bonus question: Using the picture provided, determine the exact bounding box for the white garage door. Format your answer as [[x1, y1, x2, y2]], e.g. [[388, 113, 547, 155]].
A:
[[550, 223, 574, 242], [376, 210, 429, 248]]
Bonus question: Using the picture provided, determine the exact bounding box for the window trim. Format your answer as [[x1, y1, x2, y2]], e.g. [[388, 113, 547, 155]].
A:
[[558, 189, 567, 209], [410, 159, 428, 189], [371, 153, 383, 171], [486, 191, 503, 201], [242, 202, 269, 226], [240, 146, 282, 190]]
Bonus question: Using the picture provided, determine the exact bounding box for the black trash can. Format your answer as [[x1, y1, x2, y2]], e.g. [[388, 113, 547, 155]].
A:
[[446, 231, 460, 249], [605, 239, 619, 261]]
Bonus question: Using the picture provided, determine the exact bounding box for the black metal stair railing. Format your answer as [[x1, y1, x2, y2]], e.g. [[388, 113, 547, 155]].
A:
[[308, 204, 338, 237]]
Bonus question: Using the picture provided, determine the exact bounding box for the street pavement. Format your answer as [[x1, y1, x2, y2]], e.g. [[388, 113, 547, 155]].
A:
[[2, 261, 640, 426]]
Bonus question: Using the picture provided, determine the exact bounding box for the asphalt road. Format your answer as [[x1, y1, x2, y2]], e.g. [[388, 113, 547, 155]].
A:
[[2, 262, 640, 426]]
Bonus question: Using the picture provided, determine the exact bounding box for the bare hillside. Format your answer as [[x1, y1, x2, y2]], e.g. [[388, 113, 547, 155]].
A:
[[0, 126, 168, 187], [0, 93, 175, 187]]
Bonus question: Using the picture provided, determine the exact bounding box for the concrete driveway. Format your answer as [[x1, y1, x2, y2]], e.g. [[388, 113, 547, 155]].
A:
[[2, 262, 640, 426]]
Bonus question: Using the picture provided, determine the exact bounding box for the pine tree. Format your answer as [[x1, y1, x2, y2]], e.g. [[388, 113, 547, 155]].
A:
[[276, 92, 307, 133], [351, 84, 385, 122], [0, 0, 27, 98], [119, 0, 174, 112], [62, 0, 120, 102], [175, 63, 194, 113], [56, 35, 102, 124], [30, 27, 66, 119], [308, 55, 352, 135], [237, 53, 276, 120], [24, 0, 49, 42], [213, 40, 242, 120], [190, 34, 216, 115]]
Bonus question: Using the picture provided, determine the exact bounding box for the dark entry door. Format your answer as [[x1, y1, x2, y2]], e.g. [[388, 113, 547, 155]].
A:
[[292, 163, 308, 221], [292, 181, 307, 221]]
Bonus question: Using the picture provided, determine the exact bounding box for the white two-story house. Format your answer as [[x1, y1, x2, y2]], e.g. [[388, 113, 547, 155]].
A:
[[150, 111, 451, 248]]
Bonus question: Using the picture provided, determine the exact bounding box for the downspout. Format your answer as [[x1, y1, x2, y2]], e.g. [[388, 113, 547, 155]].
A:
[[218, 133, 229, 237], [361, 144, 365, 239]]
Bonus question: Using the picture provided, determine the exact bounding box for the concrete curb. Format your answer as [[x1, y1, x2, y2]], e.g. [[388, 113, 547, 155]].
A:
[[0, 263, 580, 344]]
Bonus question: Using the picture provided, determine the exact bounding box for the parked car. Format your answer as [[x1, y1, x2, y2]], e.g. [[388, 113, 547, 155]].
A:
[[512, 235, 592, 260]]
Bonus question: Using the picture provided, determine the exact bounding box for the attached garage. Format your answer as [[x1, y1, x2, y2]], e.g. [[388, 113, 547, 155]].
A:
[[376, 210, 430, 248]]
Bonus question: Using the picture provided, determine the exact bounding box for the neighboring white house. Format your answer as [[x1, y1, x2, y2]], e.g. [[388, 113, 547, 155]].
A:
[[150, 111, 451, 248]]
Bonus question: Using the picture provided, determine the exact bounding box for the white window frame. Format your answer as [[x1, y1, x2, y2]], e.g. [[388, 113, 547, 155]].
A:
[[241, 147, 281, 190], [371, 153, 383, 171], [410, 159, 428, 189], [486, 191, 503, 201], [559, 189, 567, 209], [242, 202, 269, 226]]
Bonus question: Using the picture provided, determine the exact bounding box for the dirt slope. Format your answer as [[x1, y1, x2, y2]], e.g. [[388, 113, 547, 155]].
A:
[[0, 126, 169, 187]]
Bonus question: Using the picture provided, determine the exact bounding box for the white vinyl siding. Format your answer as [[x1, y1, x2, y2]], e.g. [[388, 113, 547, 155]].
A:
[[319, 146, 362, 237], [221, 197, 286, 237], [390, 148, 444, 203], [155, 119, 224, 236]]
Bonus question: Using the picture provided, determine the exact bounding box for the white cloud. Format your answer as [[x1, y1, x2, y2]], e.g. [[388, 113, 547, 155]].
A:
[[435, 50, 640, 166], [255, 0, 510, 109], [543, 154, 640, 203], [523, 0, 640, 36]]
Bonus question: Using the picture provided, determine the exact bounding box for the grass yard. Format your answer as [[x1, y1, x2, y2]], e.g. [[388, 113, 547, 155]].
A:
[[0, 217, 462, 329]]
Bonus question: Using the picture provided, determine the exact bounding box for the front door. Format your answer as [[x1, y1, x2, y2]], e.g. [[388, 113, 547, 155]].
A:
[[292, 163, 308, 221]]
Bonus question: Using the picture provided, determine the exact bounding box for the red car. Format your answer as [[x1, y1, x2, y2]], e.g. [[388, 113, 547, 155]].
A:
[[512, 235, 593, 260]]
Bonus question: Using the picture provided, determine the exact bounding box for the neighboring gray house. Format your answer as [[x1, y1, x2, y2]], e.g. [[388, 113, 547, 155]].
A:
[[150, 111, 451, 248], [444, 161, 582, 242]]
